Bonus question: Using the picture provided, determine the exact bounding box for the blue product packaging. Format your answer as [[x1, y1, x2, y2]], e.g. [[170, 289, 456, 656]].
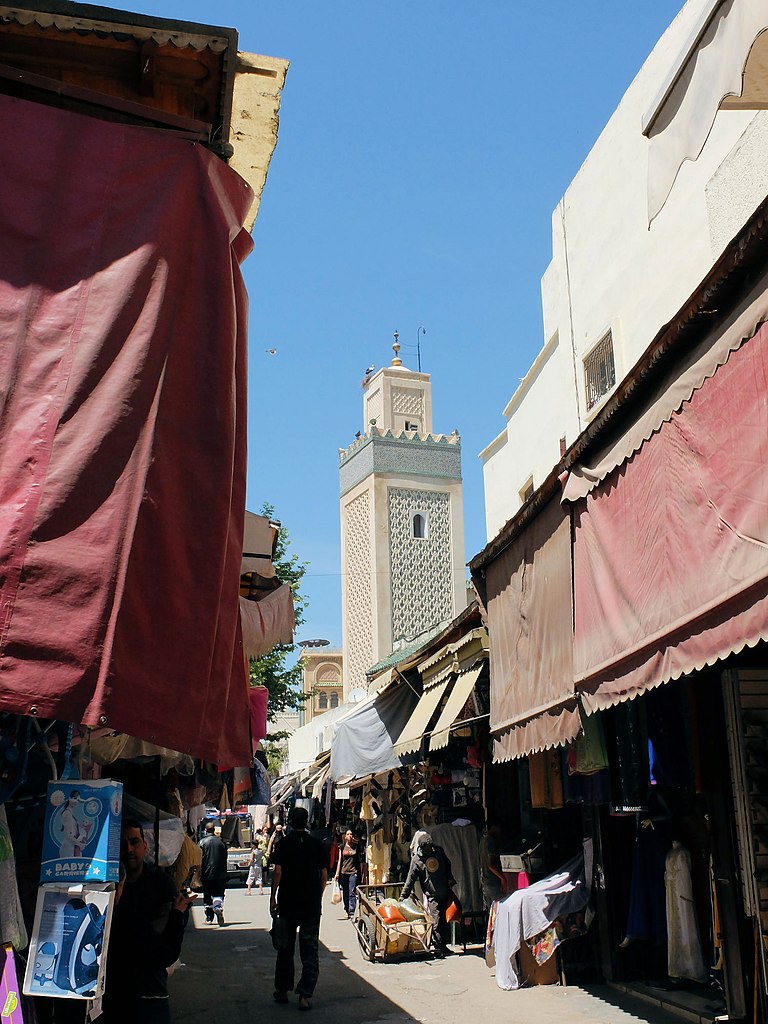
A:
[[40, 781, 123, 884]]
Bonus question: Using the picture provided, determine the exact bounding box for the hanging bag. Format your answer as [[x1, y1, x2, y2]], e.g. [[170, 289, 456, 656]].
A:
[[270, 913, 291, 951], [331, 880, 342, 905]]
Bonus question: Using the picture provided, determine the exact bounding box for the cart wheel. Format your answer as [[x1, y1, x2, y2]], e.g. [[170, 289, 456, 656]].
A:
[[356, 917, 376, 962]]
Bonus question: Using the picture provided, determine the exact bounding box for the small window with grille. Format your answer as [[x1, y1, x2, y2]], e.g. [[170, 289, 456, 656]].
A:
[[412, 511, 428, 539], [584, 330, 616, 412]]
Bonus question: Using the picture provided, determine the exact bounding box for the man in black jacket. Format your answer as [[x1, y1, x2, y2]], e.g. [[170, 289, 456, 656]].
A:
[[270, 806, 328, 1010], [102, 819, 195, 1023], [400, 830, 457, 957], [199, 821, 228, 925]]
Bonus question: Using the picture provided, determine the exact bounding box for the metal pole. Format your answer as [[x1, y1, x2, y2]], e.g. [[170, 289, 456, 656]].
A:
[[417, 326, 426, 372], [154, 754, 161, 867]]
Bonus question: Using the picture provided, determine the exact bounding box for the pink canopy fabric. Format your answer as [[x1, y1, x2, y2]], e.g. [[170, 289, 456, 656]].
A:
[[574, 319, 768, 711], [240, 586, 295, 660], [249, 686, 269, 749], [0, 93, 254, 765]]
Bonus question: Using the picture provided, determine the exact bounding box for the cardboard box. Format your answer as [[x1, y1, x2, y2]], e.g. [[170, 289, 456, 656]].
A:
[[23, 885, 114, 1000], [41, 781, 123, 884]]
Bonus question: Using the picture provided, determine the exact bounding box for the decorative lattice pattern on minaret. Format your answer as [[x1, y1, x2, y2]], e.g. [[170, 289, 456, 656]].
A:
[[392, 386, 424, 420], [388, 487, 452, 641], [344, 490, 374, 693]]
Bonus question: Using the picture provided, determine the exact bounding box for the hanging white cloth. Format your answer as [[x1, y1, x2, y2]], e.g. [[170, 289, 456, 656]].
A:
[[666, 841, 708, 982]]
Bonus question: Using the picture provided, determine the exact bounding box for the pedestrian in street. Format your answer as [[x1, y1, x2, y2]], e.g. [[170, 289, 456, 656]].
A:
[[400, 830, 458, 958], [199, 821, 228, 925], [479, 819, 507, 908], [102, 819, 196, 1024], [266, 822, 284, 867], [334, 829, 361, 919], [246, 834, 267, 895], [270, 806, 329, 1010]]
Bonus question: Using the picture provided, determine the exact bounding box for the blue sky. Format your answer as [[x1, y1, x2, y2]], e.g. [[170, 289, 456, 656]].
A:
[[108, 2, 683, 646]]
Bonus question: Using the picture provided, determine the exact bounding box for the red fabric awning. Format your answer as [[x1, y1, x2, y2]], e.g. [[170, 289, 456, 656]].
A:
[[249, 686, 269, 749], [0, 93, 254, 766], [574, 319, 768, 711], [484, 497, 579, 761]]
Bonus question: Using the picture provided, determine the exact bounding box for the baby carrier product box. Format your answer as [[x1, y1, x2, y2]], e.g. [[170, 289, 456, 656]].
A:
[[41, 781, 123, 883]]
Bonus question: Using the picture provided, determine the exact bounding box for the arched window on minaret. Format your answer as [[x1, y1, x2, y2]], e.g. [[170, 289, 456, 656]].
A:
[[412, 512, 428, 539], [318, 691, 328, 710]]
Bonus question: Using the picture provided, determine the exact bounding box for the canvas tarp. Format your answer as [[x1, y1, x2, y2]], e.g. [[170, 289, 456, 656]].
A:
[[484, 497, 579, 762], [240, 586, 295, 660], [0, 93, 254, 766], [574, 319, 768, 711], [329, 680, 418, 781]]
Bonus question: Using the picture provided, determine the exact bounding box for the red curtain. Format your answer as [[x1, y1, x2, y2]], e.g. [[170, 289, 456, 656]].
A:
[[0, 93, 254, 765]]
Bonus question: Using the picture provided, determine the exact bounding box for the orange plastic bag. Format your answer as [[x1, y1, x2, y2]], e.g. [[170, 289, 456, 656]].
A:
[[377, 904, 406, 924]]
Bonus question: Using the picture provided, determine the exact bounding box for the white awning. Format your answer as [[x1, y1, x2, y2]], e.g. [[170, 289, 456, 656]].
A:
[[329, 680, 418, 781], [393, 678, 452, 758], [429, 664, 484, 751]]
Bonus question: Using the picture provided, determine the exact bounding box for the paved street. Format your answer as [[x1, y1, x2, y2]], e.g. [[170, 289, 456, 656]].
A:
[[169, 884, 685, 1024]]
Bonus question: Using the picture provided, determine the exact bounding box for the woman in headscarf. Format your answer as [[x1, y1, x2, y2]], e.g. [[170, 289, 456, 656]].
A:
[[400, 831, 458, 957]]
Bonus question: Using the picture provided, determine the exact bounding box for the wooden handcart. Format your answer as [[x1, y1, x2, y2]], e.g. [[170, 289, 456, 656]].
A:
[[354, 882, 434, 962]]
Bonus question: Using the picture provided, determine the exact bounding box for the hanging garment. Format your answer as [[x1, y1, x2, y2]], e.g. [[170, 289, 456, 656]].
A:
[[529, 749, 564, 809], [666, 841, 708, 982], [0, 806, 27, 949], [624, 820, 669, 943], [359, 791, 378, 821], [561, 746, 611, 805], [646, 685, 692, 788], [608, 702, 649, 814], [574, 712, 609, 774], [367, 832, 391, 884]]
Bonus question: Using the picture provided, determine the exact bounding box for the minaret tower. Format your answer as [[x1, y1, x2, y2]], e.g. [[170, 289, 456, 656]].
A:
[[339, 335, 466, 697]]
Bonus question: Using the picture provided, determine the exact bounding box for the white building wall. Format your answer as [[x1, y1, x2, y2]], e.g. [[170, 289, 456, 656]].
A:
[[482, 0, 768, 542]]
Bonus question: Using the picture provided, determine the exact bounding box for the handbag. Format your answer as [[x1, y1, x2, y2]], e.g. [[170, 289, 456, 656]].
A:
[[331, 880, 342, 905], [270, 913, 292, 951]]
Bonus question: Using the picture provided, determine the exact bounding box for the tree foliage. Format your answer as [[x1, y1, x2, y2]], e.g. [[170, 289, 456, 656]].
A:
[[248, 503, 309, 724]]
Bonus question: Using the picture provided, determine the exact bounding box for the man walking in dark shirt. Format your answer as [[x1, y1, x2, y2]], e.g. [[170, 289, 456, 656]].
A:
[[270, 806, 328, 1010], [199, 821, 228, 925]]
